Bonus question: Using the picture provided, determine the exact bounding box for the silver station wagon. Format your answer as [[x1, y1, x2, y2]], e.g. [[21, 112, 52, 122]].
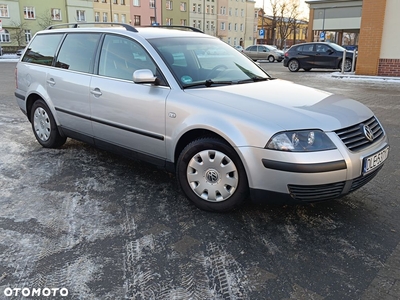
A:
[[15, 23, 389, 212]]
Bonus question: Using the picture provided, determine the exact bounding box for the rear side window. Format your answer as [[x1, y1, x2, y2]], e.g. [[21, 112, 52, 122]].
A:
[[56, 33, 101, 73], [22, 34, 63, 66]]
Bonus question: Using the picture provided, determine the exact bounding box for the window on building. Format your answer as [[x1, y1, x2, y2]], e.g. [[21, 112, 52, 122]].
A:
[[197, 4, 201, 13], [134, 15, 141, 26], [51, 8, 62, 21], [220, 22, 225, 30], [206, 21, 209, 30], [102, 0, 107, 3], [206, 5, 209, 14], [121, 14, 126, 23], [95, 12, 100, 22], [121, 0, 125, 4], [103, 12, 108, 22], [24, 6, 35, 19], [227, 37, 231, 45], [113, 0, 118, 4], [166, 18, 173, 25], [113, 13, 118, 22], [192, 20, 196, 28], [180, 2, 186, 11], [192, 4, 196, 12], [211, 6, 214, 14], [150, 16, 155, 24], [234, 37, 237, 46], [197, 20, 201, 29], [133, 0, 140, 6], [166, 1, 173, 10], [211, 21, 215, 30], [235, 8, 238, 16], [240, 23, 243, 31], [228, 7, 232, 16], [25, 30, 32, 43], [150, 0, 155, 8], [180, 19, 186, 26], [0, 4, 9, 17], [220, 6, 226, 15], [0, 29, 10, 43], [241, 9, 244, 17], [228, 23, 231, 31], [234, 23, 237, 31], [76, 10, 85, 22]]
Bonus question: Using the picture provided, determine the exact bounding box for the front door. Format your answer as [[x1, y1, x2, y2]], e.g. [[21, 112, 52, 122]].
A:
[[90, 34, 170, 161]]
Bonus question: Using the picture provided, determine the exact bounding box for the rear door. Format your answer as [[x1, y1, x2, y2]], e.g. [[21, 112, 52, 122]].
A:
[[295, 44, 315, 68], [90, 34, 170, 160], [47, 32, 101, 138]]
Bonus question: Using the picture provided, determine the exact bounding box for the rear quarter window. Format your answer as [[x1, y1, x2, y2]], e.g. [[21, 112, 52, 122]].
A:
[[22, 34, 63, 66]]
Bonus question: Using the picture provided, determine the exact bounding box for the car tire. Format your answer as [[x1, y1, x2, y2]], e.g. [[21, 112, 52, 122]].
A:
[[176, 137, 248, 212], [341, 58, 352, 72], [288, 59, 300, 72], [303, 68, 312, 72], [268, 56, 275, 63], [31, 99, 67, 148]]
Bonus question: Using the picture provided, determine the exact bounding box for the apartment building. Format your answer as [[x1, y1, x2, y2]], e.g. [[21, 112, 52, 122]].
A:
[[93, 0, 130, 24]]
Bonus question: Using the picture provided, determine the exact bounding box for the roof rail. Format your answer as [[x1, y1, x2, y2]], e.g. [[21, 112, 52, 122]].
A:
[[46, 22, 138, 32], [149, 25, 203, 33]]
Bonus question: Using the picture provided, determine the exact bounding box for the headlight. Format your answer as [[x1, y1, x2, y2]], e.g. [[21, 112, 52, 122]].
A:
[[266, 130, 336, 152]]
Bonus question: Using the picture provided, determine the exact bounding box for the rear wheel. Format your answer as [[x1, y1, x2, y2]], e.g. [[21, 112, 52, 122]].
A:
[[268, 55, 275, 63], [341, 58, 352, 72], [31, 99, 66, 148], [288, 59, 300, 72], [177, 137, 248, 212]]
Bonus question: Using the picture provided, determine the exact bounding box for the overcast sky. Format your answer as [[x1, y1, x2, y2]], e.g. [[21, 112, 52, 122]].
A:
[[255, 0, 310, 19]]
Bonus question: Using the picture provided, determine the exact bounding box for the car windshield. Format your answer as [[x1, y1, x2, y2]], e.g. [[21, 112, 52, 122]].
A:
[[149, 37, 270, 88], [328, 43, 347, 51]]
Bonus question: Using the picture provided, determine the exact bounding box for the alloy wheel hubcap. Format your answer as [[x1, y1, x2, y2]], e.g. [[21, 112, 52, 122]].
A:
[[33, 107, 51, 142], [187, 150, 238, 202]]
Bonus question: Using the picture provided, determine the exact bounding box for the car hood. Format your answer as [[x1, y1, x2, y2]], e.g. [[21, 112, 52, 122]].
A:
[[184, 79, 373, 131]]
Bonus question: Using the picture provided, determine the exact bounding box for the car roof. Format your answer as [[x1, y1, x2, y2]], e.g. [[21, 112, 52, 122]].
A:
[[39, 23, 209, 40]]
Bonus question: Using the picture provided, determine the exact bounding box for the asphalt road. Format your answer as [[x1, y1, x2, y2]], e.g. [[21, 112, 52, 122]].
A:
[[1, 61, 399, 300]]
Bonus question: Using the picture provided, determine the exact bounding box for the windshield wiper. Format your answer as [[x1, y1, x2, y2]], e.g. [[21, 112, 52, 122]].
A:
[[183, 79, 234, 89], [237, 77, 271, 83]]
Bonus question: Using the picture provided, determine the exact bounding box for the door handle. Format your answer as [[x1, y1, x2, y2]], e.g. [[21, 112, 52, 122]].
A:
[[90, 88, 102, 97], [46, 78, 55, 86]]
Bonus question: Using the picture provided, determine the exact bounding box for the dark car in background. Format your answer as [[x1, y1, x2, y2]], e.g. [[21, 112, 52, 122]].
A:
[[283, 42, 355, 72]]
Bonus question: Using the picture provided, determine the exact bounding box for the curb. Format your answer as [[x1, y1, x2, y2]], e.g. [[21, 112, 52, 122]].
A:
[[331, 71, 400, 81]]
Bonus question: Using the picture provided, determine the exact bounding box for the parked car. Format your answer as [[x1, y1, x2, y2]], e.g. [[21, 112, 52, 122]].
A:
[[243, 44, 284, 62], [283, 42, 356, 72], [16, 47, 26, 56], [15, 24, 389, 212], [234, 45, 244, 52]]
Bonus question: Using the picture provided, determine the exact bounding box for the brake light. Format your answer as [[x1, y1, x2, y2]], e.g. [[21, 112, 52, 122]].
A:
[[284, 52, 289, 57]]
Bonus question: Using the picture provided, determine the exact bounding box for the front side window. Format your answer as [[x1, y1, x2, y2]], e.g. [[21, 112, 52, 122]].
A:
[[24, 6, 35, 19], [51, 8, 62, 20], [22, 34, 63, 65], [56, 33, 101, 73], [76, 10, 85, 22], [0, 4, 9, 17], [99, 35, 156, 81]]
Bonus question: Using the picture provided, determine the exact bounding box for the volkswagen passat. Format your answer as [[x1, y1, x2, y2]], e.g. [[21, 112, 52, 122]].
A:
[[15, 24, 389, 212]]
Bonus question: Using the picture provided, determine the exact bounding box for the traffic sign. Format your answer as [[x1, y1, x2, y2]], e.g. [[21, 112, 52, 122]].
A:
[[259, 29, 264, 36], [320, 31, 325, 40]]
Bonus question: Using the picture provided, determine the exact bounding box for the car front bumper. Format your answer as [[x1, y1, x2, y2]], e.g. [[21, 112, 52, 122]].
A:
[[238, 132, 389, 204]]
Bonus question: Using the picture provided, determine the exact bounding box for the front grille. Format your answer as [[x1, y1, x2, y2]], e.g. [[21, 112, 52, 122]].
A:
[[335, 116, 384, 152], [349, 166, 383, 192], [288, 182, 345, 202]]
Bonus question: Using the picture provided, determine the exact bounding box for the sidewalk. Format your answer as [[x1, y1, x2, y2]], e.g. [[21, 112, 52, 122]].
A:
[[331, 71, 400, 82]]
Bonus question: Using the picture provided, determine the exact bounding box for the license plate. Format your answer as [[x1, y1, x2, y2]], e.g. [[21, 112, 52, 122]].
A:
[[363, 146, 389, 174]]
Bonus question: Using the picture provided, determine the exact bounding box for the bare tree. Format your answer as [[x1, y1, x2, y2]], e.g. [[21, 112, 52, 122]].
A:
[[10, 21, 28, 47], [37, 10, 54, 30]]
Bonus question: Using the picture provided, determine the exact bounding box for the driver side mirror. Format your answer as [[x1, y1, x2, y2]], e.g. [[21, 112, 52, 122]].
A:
[[133, 69, 157, 84]]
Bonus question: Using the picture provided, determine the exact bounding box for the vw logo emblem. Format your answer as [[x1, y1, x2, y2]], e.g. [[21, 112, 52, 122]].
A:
[[205, 169, 219, 184], [363, 125, 374, 142]]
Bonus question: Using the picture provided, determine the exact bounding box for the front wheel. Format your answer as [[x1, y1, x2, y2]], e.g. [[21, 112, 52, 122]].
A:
[[31, 99, 66, 148], [177, 138, 248, 212], [288, 59, 300, 72], [268, 55, 275, 63], [341, 58, 352, 72]]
